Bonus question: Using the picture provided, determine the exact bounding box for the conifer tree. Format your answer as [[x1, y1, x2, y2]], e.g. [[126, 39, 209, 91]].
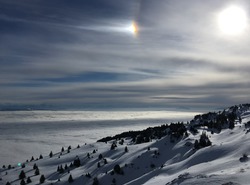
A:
[[58, 165, 64, 173], [86, 173, 91, 178], [33, 163, 38, 170], [35, 167, 40, 176], [26, 177, 32, 184], [112, 178, 116, 184], [68, 174, 74, 183], [73, 157, 81, 167], [114, 164, 123, 174], [98, 154, 103, 160], [104, 158, 108, 164], [194, 140, 199, 149], [20, 179, 26, 185], [19, 170, 26, 180], [93, 177, 99, 185], [49, 151, 53, 158], [30, 156, 34, 161], [110, 143, 117, 150], [65, 164, 68, 170], [39, 175, 45, 184]]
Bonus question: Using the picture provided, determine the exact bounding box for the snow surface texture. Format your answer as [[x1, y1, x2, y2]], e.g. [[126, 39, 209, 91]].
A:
[[1, 104, 250, 185]]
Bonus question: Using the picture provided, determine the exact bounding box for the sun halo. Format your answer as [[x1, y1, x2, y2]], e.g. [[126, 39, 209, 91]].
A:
[[127, 21, 139, 36]]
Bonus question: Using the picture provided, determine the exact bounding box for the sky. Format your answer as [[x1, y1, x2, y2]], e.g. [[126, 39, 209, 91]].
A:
[[1, 0, 250, 111]]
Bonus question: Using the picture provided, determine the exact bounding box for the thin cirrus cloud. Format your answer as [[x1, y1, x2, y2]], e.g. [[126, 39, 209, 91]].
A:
[[0, 0, 250, 110]]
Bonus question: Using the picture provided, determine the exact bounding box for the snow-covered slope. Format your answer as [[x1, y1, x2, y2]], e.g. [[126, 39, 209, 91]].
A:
[[1, 104, 250, 185]]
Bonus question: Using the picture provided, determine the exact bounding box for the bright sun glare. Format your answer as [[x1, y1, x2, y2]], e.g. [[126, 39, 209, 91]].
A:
[[218, 5, 248, 35], [127, 21, 139, 36]]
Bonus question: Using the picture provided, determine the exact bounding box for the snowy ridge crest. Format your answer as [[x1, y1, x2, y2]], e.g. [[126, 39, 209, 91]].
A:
[[1, 103, 250, 185]]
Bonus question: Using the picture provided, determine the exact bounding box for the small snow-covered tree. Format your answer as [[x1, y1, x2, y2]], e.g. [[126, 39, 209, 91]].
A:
[[103, 158, 108, 164], [58, 165, 64, 173], [26, 177, 32, 184], [194, 140, 199, 149], [39, 175, 45, 184], [114, 164, 123, 175], [199, 131, 211, 147], [30, 156, 34, 161], [110, 143, 117, 150], [92, 177, 99, 185], [150, 163, 156, 169], [68, 174, 74, 183], [65, 164, 68, 170], [33, 163, 38, 170], [20, 179, 25, 185], [194, 132, 212, 149], [229, 121, 235, 129], [112, 178, 116, 184], [239, 153, 249, 162], [19, 170, 26, 179], [35, 167, 40, 176], [98, 154, 103, 160], [86, 173, 91, 178], [68, 145, 71, 153], [119, 139, 124, 145], [49, 151, 53, 158], [73, 157, 81, 167]]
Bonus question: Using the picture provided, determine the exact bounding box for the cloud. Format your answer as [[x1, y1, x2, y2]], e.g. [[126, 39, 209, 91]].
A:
[[0, 0, 250, 110]]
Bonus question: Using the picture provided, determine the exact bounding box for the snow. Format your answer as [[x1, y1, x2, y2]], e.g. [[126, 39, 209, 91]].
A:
[[1, 105, 250, 185], [0, 110, 197, 165]]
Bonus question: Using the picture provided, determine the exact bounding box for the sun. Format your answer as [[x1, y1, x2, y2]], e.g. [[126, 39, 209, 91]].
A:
[[218, 5, 248, 35]]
